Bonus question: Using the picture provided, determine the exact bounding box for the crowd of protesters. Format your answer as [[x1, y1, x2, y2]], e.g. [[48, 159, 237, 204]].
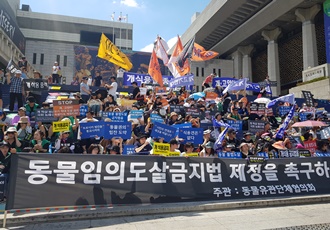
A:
[[0, 69, 330, 200]]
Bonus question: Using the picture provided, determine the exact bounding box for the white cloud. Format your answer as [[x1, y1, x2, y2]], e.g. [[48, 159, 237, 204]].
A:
[[167, 36, 180, 52], [120, 0, 139, 7], [140, 43, 153, 53]]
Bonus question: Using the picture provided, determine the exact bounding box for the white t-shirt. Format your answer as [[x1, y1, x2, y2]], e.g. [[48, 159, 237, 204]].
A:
[[108, 82, 118, 97]]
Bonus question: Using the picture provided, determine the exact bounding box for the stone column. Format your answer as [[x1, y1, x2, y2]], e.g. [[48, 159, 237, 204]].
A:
[[262, 27, 281, 96], [295, 5, 321, 70], [238, 45, 254, 81], [230, 51, 242, 78]]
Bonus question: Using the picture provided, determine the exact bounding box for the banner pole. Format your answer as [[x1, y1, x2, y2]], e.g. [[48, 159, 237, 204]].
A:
[[3, 210, 7, 228]]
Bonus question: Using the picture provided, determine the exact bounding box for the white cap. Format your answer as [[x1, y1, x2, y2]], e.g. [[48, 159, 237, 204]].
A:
[[15, 70, 22, 74]]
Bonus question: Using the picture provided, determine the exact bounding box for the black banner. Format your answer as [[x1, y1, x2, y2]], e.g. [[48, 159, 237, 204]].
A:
[[302, 90, 314, 107], [24, 79, 49, 91], [6, 154, 330, 210]]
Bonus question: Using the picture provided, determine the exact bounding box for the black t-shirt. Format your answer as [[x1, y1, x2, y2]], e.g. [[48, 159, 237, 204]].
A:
[[132, 87, 140, 99], [94, 76, 102, 87], [0, 151, 11, 174], [135, 142, 152, 154]]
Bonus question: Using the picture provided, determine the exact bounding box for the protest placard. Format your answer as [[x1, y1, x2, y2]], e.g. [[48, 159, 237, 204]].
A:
[[168, 74, 194, 88], [178, 128, 203, 144], [248, 120, 265, 133], [150, 114, 164, 124], [303, 140, 317, 153], [79, 105, 89, 117], [52, 120, 70, 133], [320, 127, 330, 139], [35, 109, 58, 122], [151, 122, 177, 142], [183, 153, 199, 157], [123, 145, 136, 155], [226, 120, 243, 130], [170, 105, 184, 113], [53, 99, 80, 117], [129, 110, 144, 119], [278, 106, 292, 117], [104, 122, 132, 139], [140, 87, 147, 95], [80, 121, 104, 139], [185, 108, 200, 117], [153, 142, 170, 155], [24, 79, 48, 91], [302, 90, 314, 107], [101, 111, 128, 122], [218, 152, 242, 158]]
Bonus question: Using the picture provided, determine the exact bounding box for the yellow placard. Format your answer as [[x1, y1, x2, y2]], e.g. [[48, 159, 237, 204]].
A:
[[167, 151, 180, 157], [153, 142, 170, 155], [50, 86, 61, 90], [52, 121, 70, 132], [56, 96, 68, 100], [119, 99, 137, 107], [184, 153, 199, 157]]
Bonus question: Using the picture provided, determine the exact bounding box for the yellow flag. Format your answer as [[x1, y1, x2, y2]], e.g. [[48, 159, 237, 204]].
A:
[[97, 33, 133, 71]]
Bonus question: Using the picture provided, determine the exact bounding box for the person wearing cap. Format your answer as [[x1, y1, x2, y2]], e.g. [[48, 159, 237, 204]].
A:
[[108, 145, 121, 155], [73, 92, 85, 104], [225, 128, 240, 151], [0, 142, 11, 200], [203, 129, 215, 146], [52, 61, 61, 84], [7, 69, 24, 111], [239, 142, 253, 159], [54, 130, 74, 153], [135, 134, 152, 155], [80, 76, 91, 103], [200, 141, 216, 157], [105, 76, 118, 101], [87, 92, 103, 116], [206, 100, 217, 112], [168, 112, 179, 125], [168, 138, 181, 153], [11, 107, 30, 125], [4, 127, 22, 154], [241, 132, 254, 145], [24, 96, 39, 119], [16, 116, 32, 145], [181, 142, 196, 156], [223, 143, 235, 153]]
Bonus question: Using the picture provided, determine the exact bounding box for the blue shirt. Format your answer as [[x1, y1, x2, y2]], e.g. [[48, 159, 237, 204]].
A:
[[10, 76, 23, 93]]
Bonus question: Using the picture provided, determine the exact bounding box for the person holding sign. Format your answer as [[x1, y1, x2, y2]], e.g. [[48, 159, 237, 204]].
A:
[[7, 70, 24, 112], [54, 131, 74, 153], [135, 134, 152, 155]]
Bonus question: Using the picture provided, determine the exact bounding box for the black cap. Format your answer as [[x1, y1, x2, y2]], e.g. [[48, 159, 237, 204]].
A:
[[0, 142, 10, 148], [244, 132, 252, 136], [109, 145, 120, 154], [169, 138, 179, 145], [82, 76, 88, 80], [228, 128, 237, 134], [27, 96, 35, 103]]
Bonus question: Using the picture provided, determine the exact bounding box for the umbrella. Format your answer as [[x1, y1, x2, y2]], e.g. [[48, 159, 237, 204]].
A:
[[254, 97, 271, 104], [189, 92, 205, 100], [291, 120, 328, 127]]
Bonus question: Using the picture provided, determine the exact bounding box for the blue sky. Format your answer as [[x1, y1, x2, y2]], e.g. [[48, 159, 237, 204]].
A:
[[20, 0, 211, 52]]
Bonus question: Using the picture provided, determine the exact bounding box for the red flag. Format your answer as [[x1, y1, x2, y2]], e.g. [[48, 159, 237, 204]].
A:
[[148, 49, 163, 87], [192, 43, 219, 61]]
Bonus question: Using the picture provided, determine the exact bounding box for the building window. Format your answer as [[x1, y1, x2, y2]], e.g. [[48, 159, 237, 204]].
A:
[[218, 69, 221, 77], [196, 85, 199, 92], [213, 68, 216, 74], [64, 56, 67, 67], [40, 54, 44, 65], [196, 67, 199, 77], [32, 53, 37, 64], [56, 55, 60, 65], [201, 68, 204, 77]]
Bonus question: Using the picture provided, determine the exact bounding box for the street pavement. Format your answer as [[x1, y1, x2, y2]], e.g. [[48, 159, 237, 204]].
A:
[[2, 202, 330, 230]]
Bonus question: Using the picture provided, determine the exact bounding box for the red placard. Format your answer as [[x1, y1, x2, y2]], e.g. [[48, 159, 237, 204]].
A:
[[53, 99, 80, 117]]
